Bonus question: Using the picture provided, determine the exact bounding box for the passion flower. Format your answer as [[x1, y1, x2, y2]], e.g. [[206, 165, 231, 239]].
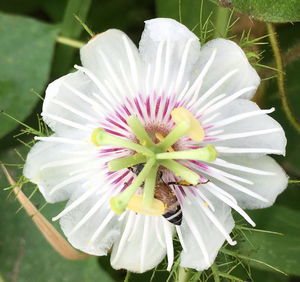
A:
[[24, 18, 287, 272]]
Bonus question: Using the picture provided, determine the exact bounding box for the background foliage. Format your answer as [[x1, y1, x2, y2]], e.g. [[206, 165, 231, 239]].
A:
[[0, 0, 300, 281]]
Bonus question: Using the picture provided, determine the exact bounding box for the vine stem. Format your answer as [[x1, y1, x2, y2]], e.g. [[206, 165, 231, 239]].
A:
[[177, 267, 193, 282], [214, 5, 230, 38], [52, 0, 92, 77], [56, 36, 84, 48], [267, 23, 300, 133], [211, 263, 220, 282], [124, 271, 131, 282]]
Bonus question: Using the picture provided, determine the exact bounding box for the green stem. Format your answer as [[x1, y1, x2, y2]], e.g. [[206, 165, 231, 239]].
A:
[[177, 267, 193, 282], [159, 160, 199, 185], [267, 23, 300, 133], [156, 145, 217, 162], [52, 0, 92, 77], [56, 36, 84, 48], [124, 271, 131, 282], [214, 5, 230, 38], [143, 164, 159, 208], [211, 263, 220, 282], [218, 273, 244, 282], [127, 115, 154, 147], [157, 121, 190, 151], [110, 158, 155, 214], [108, 154, 146, 171], [178, 0, 182, 22], [220, 248, 287, 275]]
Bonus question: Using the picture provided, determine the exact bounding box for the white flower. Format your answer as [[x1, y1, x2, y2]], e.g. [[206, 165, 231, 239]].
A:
[[24, 18, 288, 273]]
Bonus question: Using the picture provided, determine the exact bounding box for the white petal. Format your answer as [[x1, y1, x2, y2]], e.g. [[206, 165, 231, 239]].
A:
[[43, 71, 103, 135], [23, 137, 101, 203], [190, 38, 259, 110], [206, 99, 286, 156], [60, 188, 120, 255], [179, 189, 234, 270], [80, 29, 142, 101], [111, 213, 170, 273], [139, 18, 200, 95], [208, 155, 288, 209]]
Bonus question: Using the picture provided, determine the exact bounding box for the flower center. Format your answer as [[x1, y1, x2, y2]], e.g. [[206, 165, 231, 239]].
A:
[[91, 108, 217, 216]]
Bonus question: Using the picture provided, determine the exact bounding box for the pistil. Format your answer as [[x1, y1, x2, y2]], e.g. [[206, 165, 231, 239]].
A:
[[127, 115, 154, 147], [91, 110, 217, 216]]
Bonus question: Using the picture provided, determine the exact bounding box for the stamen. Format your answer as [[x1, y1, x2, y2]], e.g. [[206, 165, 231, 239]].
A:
[[108, 153, 146, 171], [127, 194, 165, 216], [156, 144, 217, 162], [143, 164, 159, 208], [171, 107, 204, 142], [126, 115, 154, 147], [91, 128, 153, 157], [110, 158, 155, 214], [159, 160, 199, 185]]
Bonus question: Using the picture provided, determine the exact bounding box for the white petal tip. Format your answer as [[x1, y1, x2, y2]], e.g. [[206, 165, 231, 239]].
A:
[[261, 197, 269, 203], [52, 216, 59, 222]]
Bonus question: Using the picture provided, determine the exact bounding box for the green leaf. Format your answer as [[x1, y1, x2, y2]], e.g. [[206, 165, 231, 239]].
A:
[[0, 148, 114, 282], [237, 205, 300, 276], [0, 12, 58, 139], [212, 0, 300, 23]]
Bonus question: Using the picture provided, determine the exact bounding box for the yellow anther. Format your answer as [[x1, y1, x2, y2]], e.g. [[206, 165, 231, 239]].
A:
[[91, 128, 103, 146], [171, 107, 205, 142], [127, 194, 165, 216], [155, 132, 174, 152], [203, 202, 209, 207], [178, 180, 192, 185]]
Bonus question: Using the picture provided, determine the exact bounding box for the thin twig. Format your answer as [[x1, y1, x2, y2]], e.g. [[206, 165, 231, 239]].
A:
[[267, 23, 300, 133], [1, 165, 89, 260]]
